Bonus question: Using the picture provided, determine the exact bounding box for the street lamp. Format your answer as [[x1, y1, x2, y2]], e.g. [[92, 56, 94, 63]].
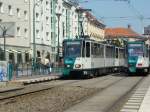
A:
[[0, 28, 7, 61], [2, 27, 6, 61], [76, 8, 91, 36], [79, 17, 84, 36], [0, 21, 7, 61], [56, 13, 61, 63]]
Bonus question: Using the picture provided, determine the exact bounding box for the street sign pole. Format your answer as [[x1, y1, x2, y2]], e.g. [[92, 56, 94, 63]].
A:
[[33, 0, 36, 70], [0, 22, 15, 61], [3, 27, 7, 61], [56, 13, 61, 63]]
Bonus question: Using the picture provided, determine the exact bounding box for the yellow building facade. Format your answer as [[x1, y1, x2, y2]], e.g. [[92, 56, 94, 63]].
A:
[[83, 12, 105, 41]]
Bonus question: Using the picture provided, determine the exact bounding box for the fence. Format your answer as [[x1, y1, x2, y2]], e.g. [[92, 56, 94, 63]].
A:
[[7, 62, 64, 80]]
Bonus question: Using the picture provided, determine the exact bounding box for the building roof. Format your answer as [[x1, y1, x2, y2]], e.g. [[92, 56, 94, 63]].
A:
[[105, 27, 141, 38]]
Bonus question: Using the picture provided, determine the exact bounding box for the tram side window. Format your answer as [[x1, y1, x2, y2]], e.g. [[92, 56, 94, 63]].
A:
[[106, 46, 113, 58], [91, 43, 94, 56], [82, 41, 85, 57], [115, 48, 118, 58], [96, 44, 100, 57], [149, 49, 150, 60], [146, 48, 149, 57], [86, 42, 90, 57], [100, 44, 104, 58], [145, 45, 149, 57], [92, 43, 99, 57], [119, 49, 125, 58], [106, 46, 110, 58]]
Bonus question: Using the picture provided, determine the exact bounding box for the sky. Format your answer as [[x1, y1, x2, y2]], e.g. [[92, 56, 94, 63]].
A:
[[79, 0, 150, 34]]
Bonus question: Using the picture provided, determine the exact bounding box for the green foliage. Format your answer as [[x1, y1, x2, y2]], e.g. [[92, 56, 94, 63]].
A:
[[109, 38, 127, 47]]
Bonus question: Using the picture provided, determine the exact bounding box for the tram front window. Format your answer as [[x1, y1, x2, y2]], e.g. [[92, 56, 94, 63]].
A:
[[128, 47, 143, 57], [65, 41, 81, 57]]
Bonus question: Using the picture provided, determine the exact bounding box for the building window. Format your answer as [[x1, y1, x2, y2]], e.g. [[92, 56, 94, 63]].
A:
[[46, 1, 49, 10], [8, 5, 13, 15], [46, 32, 49, 40], [17, 27, 21, 36], [24, 11, 28, 20], [41, 25, 43, 31], [36, 29, 40, 38], [36, 13, 40, 21], [24, 28, 28, 38], [46, 16, 49, 25], [0, 2, 4, 13], [17, 8, 20, 18], [24, 0, 28, 3], [25, 53, 29, 62], [58, 5, 61, 11], [63, 22, 65, 37], [51, 32, 54, 45], [50, 1, 52, 13]]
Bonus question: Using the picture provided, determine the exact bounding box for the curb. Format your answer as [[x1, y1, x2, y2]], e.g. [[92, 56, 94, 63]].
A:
[[11, 75, 60, 85]]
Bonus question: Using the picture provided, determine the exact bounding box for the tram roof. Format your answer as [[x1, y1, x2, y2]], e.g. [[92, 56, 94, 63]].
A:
[[63, 36, 124, 48], [127, 41, 145, 44]]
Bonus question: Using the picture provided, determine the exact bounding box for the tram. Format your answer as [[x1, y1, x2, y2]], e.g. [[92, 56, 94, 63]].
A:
[[127, 41, 150, 74], [62, 36, 126, 77]]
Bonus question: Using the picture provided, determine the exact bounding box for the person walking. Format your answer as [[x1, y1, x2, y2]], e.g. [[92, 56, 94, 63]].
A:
[[48, 60, 51, 74]]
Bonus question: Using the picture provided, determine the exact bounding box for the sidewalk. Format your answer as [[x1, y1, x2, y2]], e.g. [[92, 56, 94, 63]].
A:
[[138, 86, 150, 112], [0, 73, 61, 93]]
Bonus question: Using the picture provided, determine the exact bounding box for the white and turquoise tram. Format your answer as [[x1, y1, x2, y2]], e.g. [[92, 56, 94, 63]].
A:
[[63, 36, 125, 77], [127, 41, 150, 74]]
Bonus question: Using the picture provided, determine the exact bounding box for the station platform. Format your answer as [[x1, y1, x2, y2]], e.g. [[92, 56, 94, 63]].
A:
[[0, 73, 61, 93]]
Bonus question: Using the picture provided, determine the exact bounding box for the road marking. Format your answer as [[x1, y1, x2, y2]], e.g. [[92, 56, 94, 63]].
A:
[[126, 102, 141, 105], [119, 87, 149, 112], [123, 105, 140, 109], [120, 108, 138, 112]]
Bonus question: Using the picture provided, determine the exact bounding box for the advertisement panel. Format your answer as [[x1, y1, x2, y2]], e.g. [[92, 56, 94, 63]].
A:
[[0, 61, 8, 81]]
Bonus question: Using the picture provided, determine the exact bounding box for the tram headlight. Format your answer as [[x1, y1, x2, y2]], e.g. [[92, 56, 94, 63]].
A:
[[75, 64, 81, 68], [67, 65, 70, 68], [65, 64, 70, 68]]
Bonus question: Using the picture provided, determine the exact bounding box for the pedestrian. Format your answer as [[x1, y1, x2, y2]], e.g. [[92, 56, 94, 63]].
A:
[[8, 60, 13, 81], [48, 59, 52, 74]]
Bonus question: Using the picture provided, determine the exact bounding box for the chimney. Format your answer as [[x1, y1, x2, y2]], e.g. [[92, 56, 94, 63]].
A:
[[128, 24, 131, 29]]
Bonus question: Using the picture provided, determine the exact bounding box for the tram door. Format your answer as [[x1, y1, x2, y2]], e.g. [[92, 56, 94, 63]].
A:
[[84, 41, 91, 69]]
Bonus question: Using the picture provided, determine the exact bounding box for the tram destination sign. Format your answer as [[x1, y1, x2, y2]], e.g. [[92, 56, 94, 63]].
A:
[[128, 44, 143, 47], [66, 41, 80, 45]]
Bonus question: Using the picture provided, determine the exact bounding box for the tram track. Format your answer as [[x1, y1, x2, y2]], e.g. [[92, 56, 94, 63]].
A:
[[0, 79, 82, 101], [63, 74, 128, 111], [0, 73, 122, 101], [0, 73, 141, 112], [64, 74, 145, 112]]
